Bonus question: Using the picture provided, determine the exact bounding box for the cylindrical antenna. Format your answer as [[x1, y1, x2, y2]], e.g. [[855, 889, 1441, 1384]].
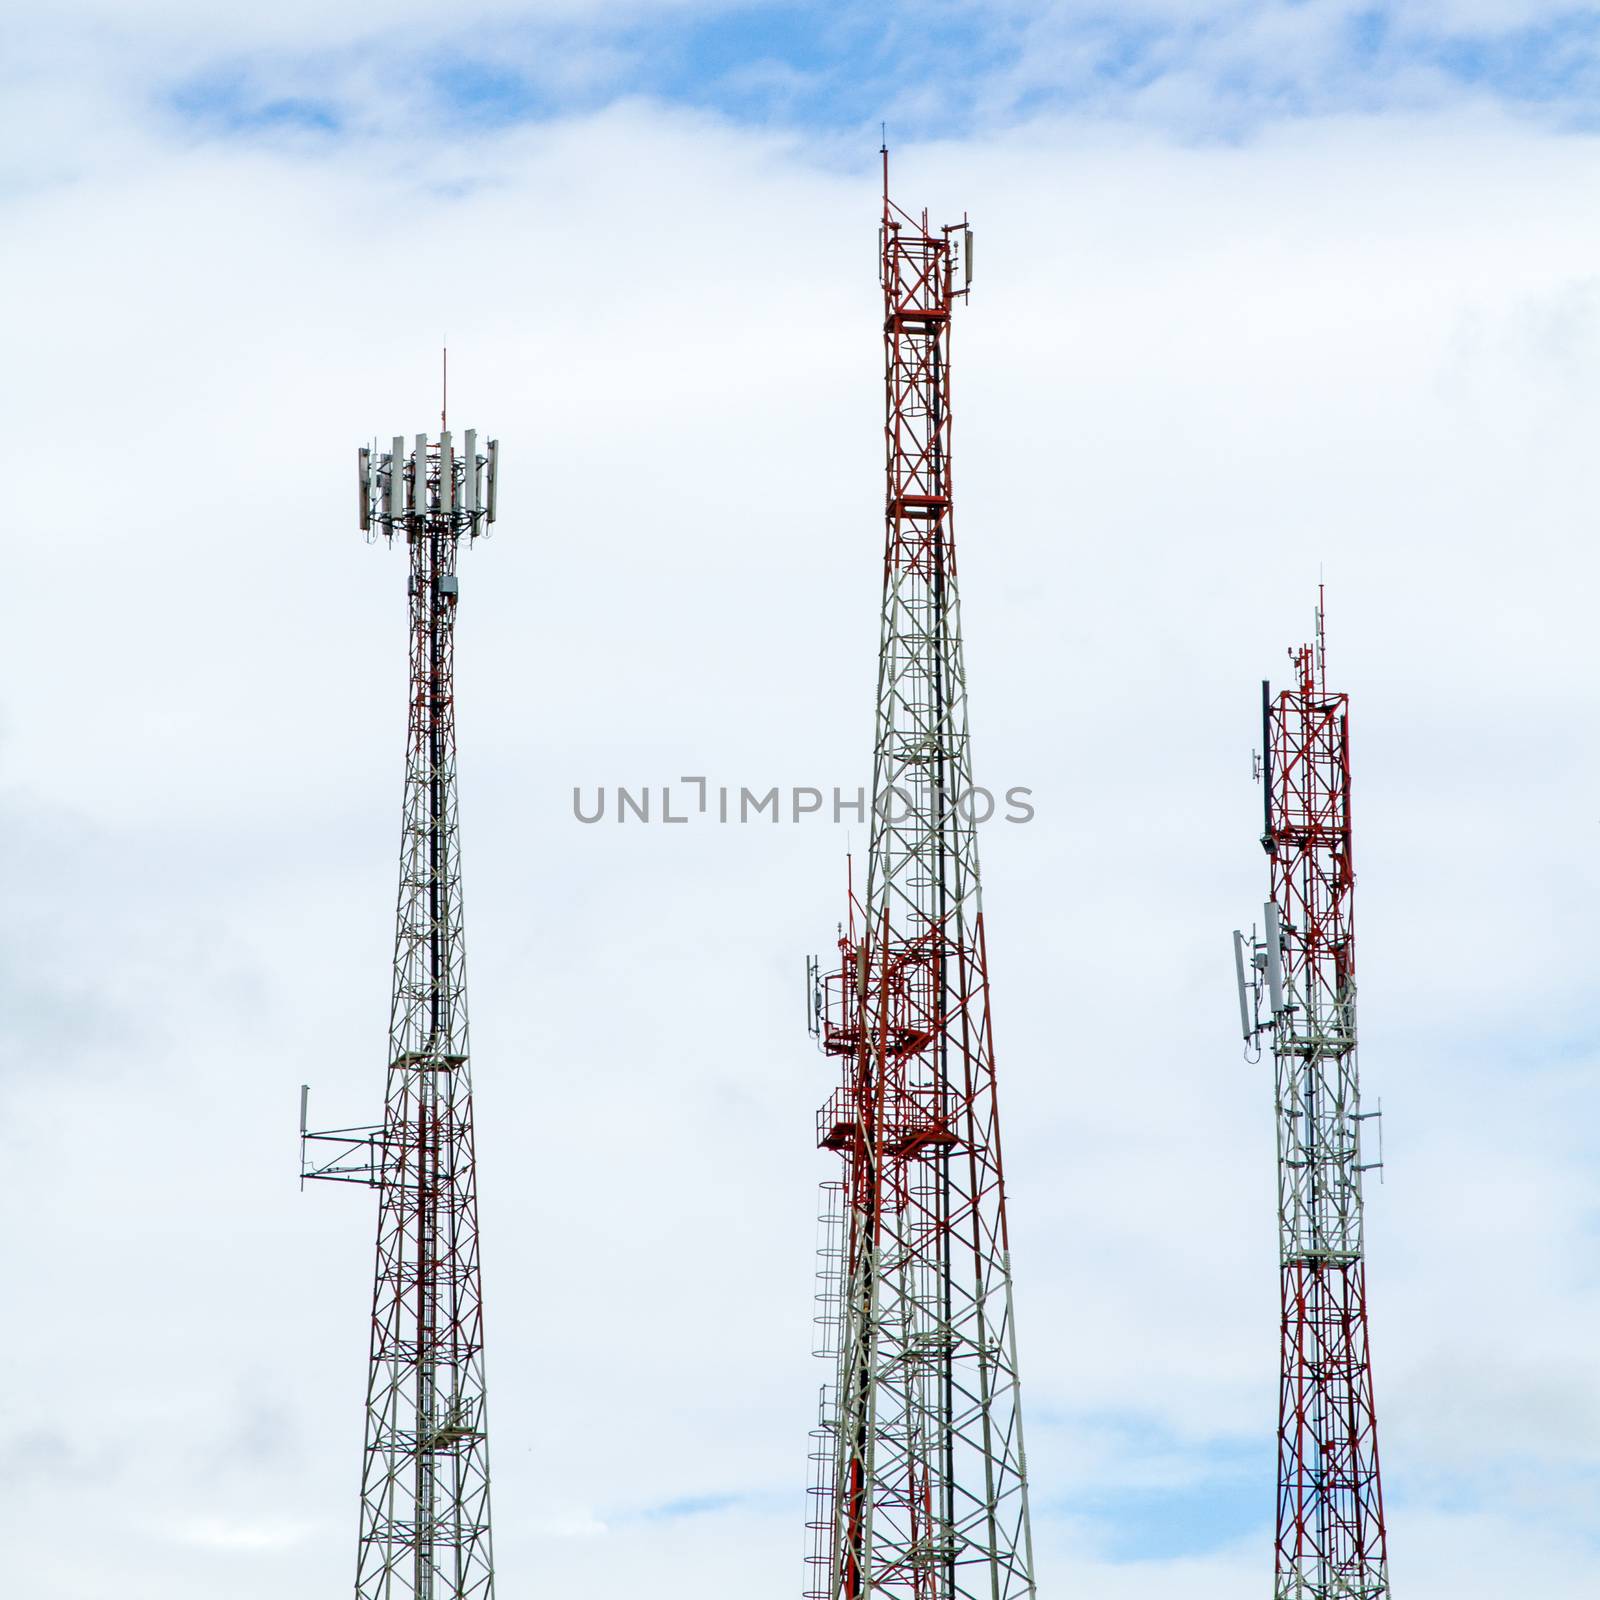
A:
[[1260, 680, 1274, 851], [1264, 902, 1284, 1014], [1233, 930, 1254, 1041]]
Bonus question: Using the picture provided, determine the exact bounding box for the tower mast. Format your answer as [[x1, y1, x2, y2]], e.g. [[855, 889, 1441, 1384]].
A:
[[304, 425, 502, 1599], [1236, 594, 1392, 1599], [806, 156, 1037, 1600]]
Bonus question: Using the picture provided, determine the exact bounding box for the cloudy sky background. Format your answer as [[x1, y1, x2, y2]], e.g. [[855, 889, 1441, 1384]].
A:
[[5, 1, 1600, 1594]]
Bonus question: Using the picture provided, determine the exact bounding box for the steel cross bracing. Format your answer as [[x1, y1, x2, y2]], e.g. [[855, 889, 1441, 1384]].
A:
[[305, 430, 500, 1600], [806, 164, 1036, 1600], [1253, 602, 1390, 1600]]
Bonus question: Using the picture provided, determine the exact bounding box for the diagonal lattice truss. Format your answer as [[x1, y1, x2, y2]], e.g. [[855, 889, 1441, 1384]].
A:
[[1262, 613, 1390, 1600], [806, 169, 1036, 1600], [306, 431, 499, 1600]]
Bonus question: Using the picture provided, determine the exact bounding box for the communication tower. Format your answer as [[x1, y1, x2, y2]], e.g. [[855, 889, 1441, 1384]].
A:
[[303, 425, 502, 1600], [1234, 595, 1392, 1600], [804, 155, 1037, 1600]]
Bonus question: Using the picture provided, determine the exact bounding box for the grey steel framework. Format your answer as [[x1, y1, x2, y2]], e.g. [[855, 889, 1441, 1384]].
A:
[[304, 429, 501, 1600], [1235, 601, 1391, 1600], [806, 159, 1037, 1600]]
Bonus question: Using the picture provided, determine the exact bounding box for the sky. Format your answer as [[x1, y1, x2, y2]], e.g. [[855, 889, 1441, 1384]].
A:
[[4, 1, 1600, 1595]]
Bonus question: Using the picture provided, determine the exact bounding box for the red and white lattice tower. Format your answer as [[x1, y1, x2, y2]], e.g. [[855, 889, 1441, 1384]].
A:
[[804, 154, 1037, 1600], [1234, 594, 1391, 1600], [302, 424, 502, 1600]]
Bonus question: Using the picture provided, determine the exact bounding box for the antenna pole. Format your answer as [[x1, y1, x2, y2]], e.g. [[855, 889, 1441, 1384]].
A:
[[1316, 581, 1328, 692]]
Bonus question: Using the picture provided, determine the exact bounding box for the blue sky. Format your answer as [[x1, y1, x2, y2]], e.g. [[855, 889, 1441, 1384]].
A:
[[147, 2, 1600, 145]]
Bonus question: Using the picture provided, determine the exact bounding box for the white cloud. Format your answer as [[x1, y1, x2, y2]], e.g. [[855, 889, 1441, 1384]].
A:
[[171, 1518, 317, 1551], [528, 1507, 611, 1538]]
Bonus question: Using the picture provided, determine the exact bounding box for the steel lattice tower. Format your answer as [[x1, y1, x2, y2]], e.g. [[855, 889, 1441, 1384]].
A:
[[805, 156, 1037, 1600], [1235, 597, 1391, 1600], [303, 424, 501, 1600]]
